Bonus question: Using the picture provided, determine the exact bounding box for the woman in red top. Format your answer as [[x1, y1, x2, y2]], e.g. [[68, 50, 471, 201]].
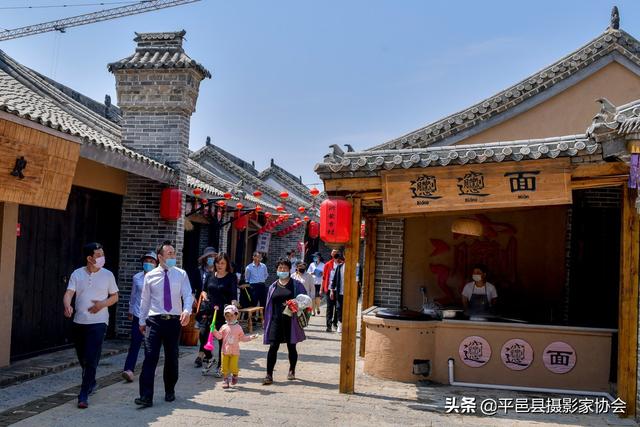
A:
[[321, 249, 338, 332]]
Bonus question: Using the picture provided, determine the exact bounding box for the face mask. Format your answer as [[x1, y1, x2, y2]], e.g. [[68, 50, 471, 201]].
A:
[[143, 262, 155, 273], [472, 274, 482, 282], [226, 319, 238, 325], [94, 256, 105, 269], [165, 258, 177, 269], [206, 257, 215, 267], [298, 269, 305, 273], [277, 271, 290, 280], [313, 257, 319, 263]]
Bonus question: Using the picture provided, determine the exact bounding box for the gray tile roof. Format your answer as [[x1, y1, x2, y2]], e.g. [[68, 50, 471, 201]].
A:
[[0, 49, 171, 174], [368, 28, 640, 152], [107, 31, 211, 78], [258, 160, 315, 204], [315, 135, 598, 178], [588, 97, 640, 139]]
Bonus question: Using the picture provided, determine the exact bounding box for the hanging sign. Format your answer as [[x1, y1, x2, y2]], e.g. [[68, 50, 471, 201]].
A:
[[381, 158, 571, 215], [458, 335, 491, 367], [542, 341, 576, 374], [256, 232, 271, 253], [501, 338, 533, 371]]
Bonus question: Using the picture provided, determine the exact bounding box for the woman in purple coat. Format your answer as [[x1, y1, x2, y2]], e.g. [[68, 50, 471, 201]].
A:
[[262, 258, 307, 385]]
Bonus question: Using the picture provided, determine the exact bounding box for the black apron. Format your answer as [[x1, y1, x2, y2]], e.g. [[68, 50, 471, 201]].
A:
[[468, 285, 491, 315]]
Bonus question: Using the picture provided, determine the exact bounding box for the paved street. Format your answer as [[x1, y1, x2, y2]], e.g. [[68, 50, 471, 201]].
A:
[[2, 313, 637, 426]]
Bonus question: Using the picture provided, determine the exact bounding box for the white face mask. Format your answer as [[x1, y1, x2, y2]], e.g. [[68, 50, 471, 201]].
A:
[[94, 256, 106, 269], [472, 274, 482, 282]]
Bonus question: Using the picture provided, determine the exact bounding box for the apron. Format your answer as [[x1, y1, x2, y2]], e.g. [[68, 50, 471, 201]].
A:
[[468, 285, 491, 315]]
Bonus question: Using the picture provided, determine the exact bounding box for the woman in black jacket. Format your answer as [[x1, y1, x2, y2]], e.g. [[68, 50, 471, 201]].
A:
[[199, 253, 238, 377]]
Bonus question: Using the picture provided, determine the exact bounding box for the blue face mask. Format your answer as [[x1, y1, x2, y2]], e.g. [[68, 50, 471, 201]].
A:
[[206, 257, 215, 267], [277, 271, 290, 280], [165, 258, 177, 269], [313, 257, 319, 263], [143, 262, 155, 273]]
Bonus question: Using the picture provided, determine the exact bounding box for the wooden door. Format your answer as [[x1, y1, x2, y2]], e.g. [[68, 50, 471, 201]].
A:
[[11, 186, 122, 360]]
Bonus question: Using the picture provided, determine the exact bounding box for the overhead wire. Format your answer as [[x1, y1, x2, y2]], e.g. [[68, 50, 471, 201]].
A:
[[0, 1, 140, 10]]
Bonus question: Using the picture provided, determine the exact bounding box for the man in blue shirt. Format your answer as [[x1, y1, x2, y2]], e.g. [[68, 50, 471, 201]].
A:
[[122, 251, 157, 383], [244, 251, 268, 308]]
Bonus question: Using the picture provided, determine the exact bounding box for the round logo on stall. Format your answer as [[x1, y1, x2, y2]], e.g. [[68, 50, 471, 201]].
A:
[[501, 338, 533, 371], [542, 341, 576, 374], [459, 336, 491, 367]]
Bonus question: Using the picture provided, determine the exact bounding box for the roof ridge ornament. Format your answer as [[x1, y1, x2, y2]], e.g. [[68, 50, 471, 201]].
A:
[[610, 6, 620, 30]]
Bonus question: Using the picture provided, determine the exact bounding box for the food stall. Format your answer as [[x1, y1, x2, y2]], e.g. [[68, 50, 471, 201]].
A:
[[315, 105, 640, 414]]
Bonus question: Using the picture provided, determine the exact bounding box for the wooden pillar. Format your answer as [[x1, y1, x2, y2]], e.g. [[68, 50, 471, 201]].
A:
[[0, 202, 18, 367], [618, 185, 639, 416], [339, 197, 361, 394], [359, 216, 377, 358]]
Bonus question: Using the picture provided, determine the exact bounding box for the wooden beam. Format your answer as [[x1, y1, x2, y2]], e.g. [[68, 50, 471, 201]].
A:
[[323, 177, 382, 193], [571, 162, 629, 179], [359, 216, 377, 358], [571, 176, 628, 190], [340, 197, 362, 394], [617, 185, 639, 417]]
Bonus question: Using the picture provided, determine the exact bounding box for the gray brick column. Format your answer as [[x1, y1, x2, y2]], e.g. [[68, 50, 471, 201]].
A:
[[374, 218, 404, 309]]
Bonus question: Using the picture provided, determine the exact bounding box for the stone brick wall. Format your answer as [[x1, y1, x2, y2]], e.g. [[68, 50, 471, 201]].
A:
[[263, 227, 306, 284], [199, 223, 210, 254], [115, 174, 186, 337], [373, 218, 404, 309]]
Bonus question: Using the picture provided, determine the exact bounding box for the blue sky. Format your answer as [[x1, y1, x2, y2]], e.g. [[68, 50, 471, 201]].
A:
[[2, 1, 639, 186]]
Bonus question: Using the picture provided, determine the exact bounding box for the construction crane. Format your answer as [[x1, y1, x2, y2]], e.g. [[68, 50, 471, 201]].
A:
[[0, 0, 202, 42]]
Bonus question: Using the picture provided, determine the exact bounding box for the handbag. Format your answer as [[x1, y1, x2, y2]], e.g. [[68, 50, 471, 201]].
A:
[[297, 310, 311, 329], [195, 293, 214, 323]]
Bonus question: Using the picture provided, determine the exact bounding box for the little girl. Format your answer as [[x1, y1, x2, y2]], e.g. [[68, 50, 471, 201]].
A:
[[213, 304, 257, 388]]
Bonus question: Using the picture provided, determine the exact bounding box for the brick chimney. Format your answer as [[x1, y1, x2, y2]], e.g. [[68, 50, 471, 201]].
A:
[[108, 30, 211, 168]]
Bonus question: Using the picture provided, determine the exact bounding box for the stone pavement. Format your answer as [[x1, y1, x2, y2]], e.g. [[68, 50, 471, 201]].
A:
[[3, 313, 638, 426]]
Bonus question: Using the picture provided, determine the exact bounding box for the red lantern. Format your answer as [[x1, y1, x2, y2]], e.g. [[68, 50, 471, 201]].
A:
[[303, 215, 310, 222], [276, 205, 285, 212], [216, 200, 226, 208], [223, 192, 232, 200], [310, 187, 320, 197], [193, 188, 202, 197], [309, 221, 320, 239], [295, 217, 300, 222], [298, 206, 305, 213], [160, 188, 182, 221], [265, 211, 272, 219], [201, 198, 208, 205], [320, 198, 352, 243], [253, 190, 263, 198], [280, 191, 289, 199], [236, 202, 244, 210], [234, 210, 249, 231], [255, 205, 262, 212], [360, 222, 366, 239]]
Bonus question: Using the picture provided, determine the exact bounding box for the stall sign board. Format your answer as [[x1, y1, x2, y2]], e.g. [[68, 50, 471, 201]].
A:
[[542, 341, 576, 374], [501, 338, 533, 371], [459, 335, 491, 367], [382, 158, 571, 215], [256, 232, 271, 253]]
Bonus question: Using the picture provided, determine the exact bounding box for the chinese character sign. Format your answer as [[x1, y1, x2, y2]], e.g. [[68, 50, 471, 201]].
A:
[[501, 338, 533, 371], [382, 158, 571, 215], [459, 336, 491, 367], [543, 341, 576, 374]]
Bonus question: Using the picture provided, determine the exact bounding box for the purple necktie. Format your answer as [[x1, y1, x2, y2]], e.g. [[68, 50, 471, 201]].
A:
[[163, 270, 173, 312]]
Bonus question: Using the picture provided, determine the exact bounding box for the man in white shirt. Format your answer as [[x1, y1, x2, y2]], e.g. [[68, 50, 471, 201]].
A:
[[135, 241, 193, 408], [63, 242, 119, 409], [461, 264, 498, 315]]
